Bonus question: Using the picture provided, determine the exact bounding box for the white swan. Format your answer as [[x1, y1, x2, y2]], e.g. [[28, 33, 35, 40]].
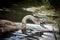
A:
[[21, 15, 40, 34]]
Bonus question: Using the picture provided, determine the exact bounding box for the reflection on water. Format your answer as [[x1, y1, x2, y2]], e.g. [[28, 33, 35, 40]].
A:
[[0, 22, 60, 40]]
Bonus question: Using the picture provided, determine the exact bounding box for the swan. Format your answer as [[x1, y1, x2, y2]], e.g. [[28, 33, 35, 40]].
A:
[[21, 15, 40, 34], [0, 20, 19, 32], [0, 15, 40, 34]]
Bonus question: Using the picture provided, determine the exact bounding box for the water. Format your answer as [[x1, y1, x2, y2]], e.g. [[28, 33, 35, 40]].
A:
[[0, 30, 27, 40], [0, 22, 60, 40]]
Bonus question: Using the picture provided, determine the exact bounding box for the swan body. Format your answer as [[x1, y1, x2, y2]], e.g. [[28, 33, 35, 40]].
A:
[[21, 15, 40, 34]]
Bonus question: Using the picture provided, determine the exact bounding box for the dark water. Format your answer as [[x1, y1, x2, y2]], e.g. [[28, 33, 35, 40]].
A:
[[0, 36, 24, 40], [0, 30, 27, 40]]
